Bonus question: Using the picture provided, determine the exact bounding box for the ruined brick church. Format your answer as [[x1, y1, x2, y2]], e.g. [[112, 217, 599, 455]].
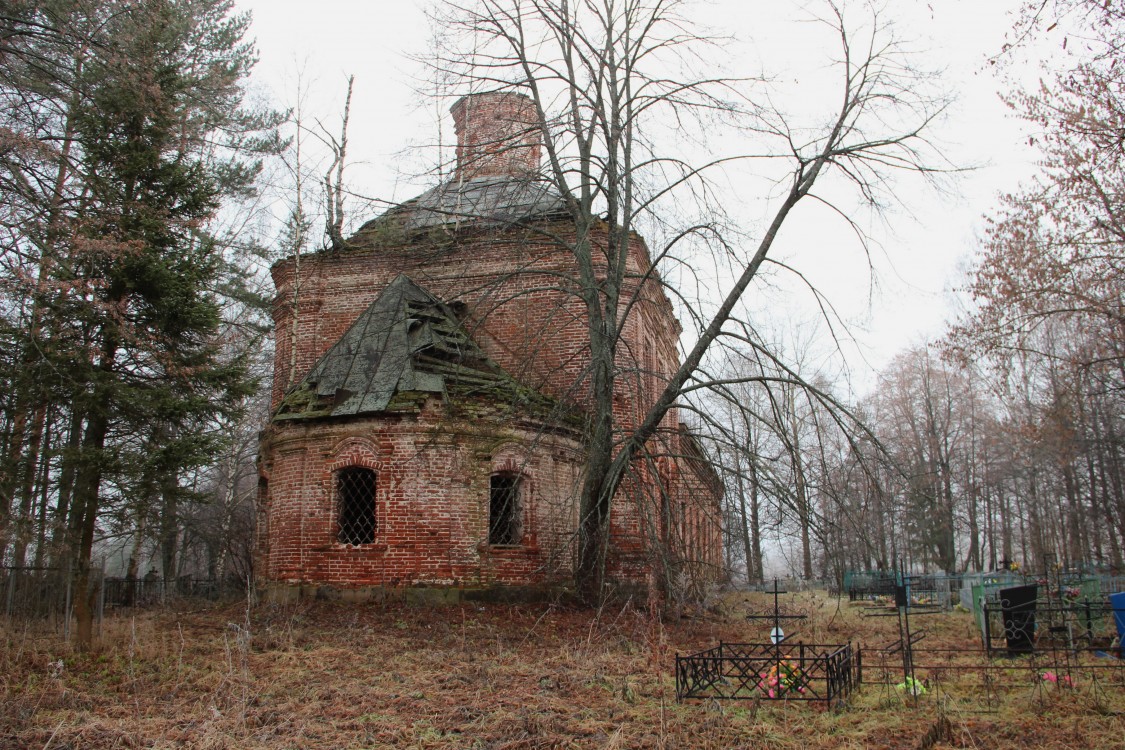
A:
[[256, 93, 722, 600]]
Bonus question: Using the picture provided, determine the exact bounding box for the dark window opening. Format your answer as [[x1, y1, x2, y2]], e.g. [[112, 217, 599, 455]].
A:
[[336, 467, 376, 545], [489, 474, 521, 545]]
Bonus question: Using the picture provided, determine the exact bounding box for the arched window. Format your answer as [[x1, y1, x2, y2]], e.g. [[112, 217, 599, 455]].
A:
[[489, 473, 522, 545], [336, 467, 376, 545]]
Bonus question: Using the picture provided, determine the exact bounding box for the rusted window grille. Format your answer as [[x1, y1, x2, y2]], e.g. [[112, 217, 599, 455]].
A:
[[337, 467, 376, 545], [489, 474, 521, 545]]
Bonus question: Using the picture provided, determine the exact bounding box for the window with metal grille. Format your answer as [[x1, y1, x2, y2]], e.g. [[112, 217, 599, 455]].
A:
[[336, 467, 376, 545], [489, 474, 521, 545]]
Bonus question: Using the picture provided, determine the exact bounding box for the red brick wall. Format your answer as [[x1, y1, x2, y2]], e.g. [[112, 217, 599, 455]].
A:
[[258, 397, 585, 588], [670, 429, 726, 583], [263, 218, 720, 592], [451, 93, 542, 180], [270, 223, 679, 422]]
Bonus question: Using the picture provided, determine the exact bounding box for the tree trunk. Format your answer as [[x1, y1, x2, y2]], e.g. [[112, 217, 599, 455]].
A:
[[70, 407, 109, 649], [999, 487, 1013, 566], [49, 402, 84, 568], [749, 461, 763, 585], [575, 233, 619, 600], [11, 403, 48, 568], [576, 350, 615, 599], [965, 486, 980, 573], [31, 416, 54, 569], [124, 513, 147, 607], [1061, 462, 1084, 567], [69, 333, 116, 649], [735, 465, 754, 585]]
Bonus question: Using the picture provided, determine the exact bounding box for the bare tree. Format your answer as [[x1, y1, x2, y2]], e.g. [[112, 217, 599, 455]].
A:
[[425, 0, 945, 598], [321, 74, 354, 252]]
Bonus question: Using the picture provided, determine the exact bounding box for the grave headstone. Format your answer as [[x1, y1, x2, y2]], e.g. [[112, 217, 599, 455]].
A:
[[894, 584, 908, 608], [999, 584, 1038, 656]]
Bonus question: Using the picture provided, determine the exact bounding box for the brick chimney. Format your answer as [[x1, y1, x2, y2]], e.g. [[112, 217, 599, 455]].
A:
[[451, 92, 542, 180]]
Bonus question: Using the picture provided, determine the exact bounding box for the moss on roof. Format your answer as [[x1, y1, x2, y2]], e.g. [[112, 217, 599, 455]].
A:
[[355, 175, 566, 238], [273, 274, 580, 429]]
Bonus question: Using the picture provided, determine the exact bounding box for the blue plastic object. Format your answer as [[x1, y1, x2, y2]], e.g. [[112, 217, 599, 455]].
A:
[[1111, 591, 1125, 659]]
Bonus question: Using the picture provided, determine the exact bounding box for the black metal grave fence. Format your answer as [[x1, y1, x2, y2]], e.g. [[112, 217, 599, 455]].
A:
[[846, 571, 960, 610], [675, 641, 862, 707], [845, 571, 897, 601], [982, 598, 1122, 657]]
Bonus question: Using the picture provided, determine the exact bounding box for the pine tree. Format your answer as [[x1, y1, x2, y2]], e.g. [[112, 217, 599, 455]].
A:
[[0, 0, 281, 646]]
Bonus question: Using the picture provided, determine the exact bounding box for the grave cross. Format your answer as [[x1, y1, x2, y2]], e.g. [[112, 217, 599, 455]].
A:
[[745, 578, 807, 644]]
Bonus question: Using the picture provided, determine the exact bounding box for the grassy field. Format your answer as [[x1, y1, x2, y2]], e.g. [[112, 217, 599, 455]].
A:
[[1, 590, 1122, 748]]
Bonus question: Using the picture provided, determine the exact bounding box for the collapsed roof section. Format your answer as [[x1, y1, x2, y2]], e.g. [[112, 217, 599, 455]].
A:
[[273, 274, 568, 424]]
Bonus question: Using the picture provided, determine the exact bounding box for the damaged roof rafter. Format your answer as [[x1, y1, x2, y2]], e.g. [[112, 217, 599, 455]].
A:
[[273, 274, 573, 426]]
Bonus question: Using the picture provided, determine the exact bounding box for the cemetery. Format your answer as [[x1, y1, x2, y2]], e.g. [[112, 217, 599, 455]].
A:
[[2, 572, 1124, 748]]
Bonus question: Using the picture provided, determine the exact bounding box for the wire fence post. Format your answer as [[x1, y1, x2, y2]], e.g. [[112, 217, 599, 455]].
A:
[[5, 566, 15, 619], [63, 558, 72, 642], [96, 558, 106, 637]]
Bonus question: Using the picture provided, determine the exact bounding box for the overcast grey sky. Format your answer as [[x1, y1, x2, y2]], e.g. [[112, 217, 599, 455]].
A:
[[236, 0, 1044, 393]]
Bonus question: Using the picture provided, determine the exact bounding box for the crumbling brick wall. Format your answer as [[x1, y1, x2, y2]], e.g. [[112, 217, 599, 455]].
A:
[[259, 92, 721, 595], [259, 396, 585, 588]]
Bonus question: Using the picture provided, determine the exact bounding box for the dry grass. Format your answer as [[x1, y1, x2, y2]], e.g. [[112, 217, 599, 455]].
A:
[[0, 591, 1121, 749]]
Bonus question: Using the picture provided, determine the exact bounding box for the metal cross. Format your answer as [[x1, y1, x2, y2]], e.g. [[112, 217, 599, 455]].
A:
[[745, 578, 807, 644]]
